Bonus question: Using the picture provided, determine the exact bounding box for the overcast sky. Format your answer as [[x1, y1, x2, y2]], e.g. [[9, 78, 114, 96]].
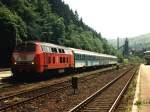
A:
[[63, 0, 150, 39]]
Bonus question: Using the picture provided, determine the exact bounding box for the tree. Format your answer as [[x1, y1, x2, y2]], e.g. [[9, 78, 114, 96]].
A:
[[0, 4, 26, 66], [123, 38, 129, 58]]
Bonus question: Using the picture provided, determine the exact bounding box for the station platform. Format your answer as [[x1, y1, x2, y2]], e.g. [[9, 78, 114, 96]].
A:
[[0, 68, 10, 72], [132, 64, 150, 112], [0, 69, 12, 80]]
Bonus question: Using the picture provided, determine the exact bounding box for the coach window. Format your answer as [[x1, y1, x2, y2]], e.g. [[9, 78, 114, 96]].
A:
[[87, 55, 89, 60], [85, 55, 87, 60], [75, 54, 78, 59], [82, 55, 84, 59], [88, 55, 90, 60], [86, 55, 88, 60], [92, 56, 94, 60], [83, 55, 85, 60], [78, 55, 81, 60], [80, 55, 82, 60], [78, 54, 80, 60], [91, 56, 93, 60], [94, 56, 96, 60], [80, 55, 83, 60], [75, 54, 77, 59], [79, 55, 81, 60], [77, 54, 79, 60]]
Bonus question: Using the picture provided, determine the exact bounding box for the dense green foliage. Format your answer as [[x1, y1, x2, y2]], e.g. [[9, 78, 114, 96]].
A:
[[128, 55, 145, 64], [0, 0, 116, 67]]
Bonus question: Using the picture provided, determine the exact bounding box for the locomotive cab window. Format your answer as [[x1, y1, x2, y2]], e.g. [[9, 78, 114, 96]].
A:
[[15, 42, 35, 52]]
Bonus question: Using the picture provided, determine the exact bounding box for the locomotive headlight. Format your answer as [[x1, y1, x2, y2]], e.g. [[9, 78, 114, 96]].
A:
[[14, 62, 17, 65], [31, 61, 34, 65]]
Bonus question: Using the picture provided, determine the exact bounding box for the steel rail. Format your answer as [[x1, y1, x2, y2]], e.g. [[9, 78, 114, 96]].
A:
[[0, 85, 71, 111], [68, 68, 132, 112], [0, 80, 69, 102], [108, 69, 137, 112]]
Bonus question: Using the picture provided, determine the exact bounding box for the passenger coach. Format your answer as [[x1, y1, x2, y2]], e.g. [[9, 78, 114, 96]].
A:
[[70, 48, 117, 68]]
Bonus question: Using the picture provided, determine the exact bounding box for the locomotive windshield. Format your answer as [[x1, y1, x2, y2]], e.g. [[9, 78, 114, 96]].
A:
[[15, 42, 35, 52]]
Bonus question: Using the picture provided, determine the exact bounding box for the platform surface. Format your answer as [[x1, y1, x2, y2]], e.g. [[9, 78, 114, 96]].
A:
[[0, 70, 12, 81], [132, 64, 150, 112]]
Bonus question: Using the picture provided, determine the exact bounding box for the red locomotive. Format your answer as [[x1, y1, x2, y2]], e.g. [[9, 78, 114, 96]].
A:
[[11, 41, 118, 76], [11, 41, 74, 76]]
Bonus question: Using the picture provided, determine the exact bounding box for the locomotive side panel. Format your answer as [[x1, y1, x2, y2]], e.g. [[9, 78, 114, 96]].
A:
[[39, 43, 74, 72]]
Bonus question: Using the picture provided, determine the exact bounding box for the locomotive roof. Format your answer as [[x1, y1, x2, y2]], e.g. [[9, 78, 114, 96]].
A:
[[36, 41, 68, 49]]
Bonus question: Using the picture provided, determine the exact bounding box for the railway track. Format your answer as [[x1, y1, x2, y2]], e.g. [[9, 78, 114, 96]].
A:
[[0, 66, 115, 93], [68, 67, 136, 112], [0, 83, 15, 89], [0, 66, 130, 112], [0, 80, 70, 111]]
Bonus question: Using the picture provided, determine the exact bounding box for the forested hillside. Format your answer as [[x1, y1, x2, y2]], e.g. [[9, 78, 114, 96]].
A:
[[0, 0, 116, 67], [129, 33, 150, 50], [108, 33, 150, 50]]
